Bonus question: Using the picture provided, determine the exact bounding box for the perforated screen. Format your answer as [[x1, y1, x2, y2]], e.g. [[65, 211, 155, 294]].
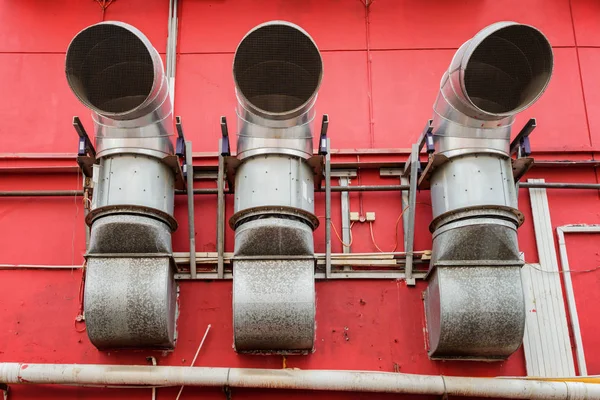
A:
[[233, 24, 322, 115], [464, 25, 552, 114], [66, 24, 154, 114]]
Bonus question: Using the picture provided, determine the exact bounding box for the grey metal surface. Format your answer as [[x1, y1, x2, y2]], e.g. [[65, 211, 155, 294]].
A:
[[233, 21, 322, 161], [66, 22, 174, 159], [404, 144, 419, 286], [230, 22, 322, 353], [234, 218, 314, 256], [84, 256, 177, 350], [93, 154, 175, 216], [325, 139, 332, 278], [424, 266, 525, 360], [433, 21, 553, 129], [423, 22, 553, 360], [430, 154, 517, 221], [430, 218, 521, 267], [66, 22, 179, 351], [217, 149, 226, 279], [185, 141, 196, 279], [88, 215, 172, 254], [232, 154, 315, 225], [339, 177, 351, 254], [233, 259, 315, 353]]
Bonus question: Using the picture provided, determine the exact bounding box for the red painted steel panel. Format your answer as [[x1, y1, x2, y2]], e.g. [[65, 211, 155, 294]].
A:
[[370, 49, 451, 149], [371, 48, 590, 151], [104, 0, 170, 54], [1, 2, 600, 399], [516, 48, 591, 151], [0, 54, 92, 154], [369, 0, 575, 49], [564, 234, 600, 375], [175, 51, 371, 152], [178, 0, 367, 53], [0, 0, 100, 53], [0, 173, 85, 265], [571, 0, 600, 46], [578, 48, 600, 149], [174, 53, 237, 153]]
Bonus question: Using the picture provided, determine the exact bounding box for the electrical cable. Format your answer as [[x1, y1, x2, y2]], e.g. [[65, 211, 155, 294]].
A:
[[527, 264, 600, 274], [317, 216, 354, 248]]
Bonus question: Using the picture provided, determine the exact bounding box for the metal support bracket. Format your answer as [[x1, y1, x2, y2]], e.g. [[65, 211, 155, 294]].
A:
[[318, 114, 329, 155], [73, 116, 96, 177], [338, 177, 351, 257], [220, 116, 231, 157], [175, 116, 186, 157], [163, 117, 187, 191], [324, 138, 332, 279], [0, 383, 8, 400], [510, 118, 536, 157], [404, 143, 420, 286], [185, 140, 197, 279], [217, 139, 226, 279]]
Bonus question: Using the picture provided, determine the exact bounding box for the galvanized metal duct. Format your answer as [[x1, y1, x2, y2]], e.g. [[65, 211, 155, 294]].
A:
[[424, 22, 553, 360], [230, 21, 323, 353], [65, 22, 177, 350]]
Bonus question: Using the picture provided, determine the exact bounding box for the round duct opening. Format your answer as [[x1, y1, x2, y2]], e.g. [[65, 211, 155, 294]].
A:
[[463, 24, 553, 116], [233, 22, 323, 118], [66, 22, 156, 116]]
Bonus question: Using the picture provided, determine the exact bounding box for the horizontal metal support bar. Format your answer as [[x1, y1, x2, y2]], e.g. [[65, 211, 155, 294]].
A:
[[1, 182, 598, 197], [0, 190, 83, 197], [329, 185, 409, 192], [316, 271, 428, 280], [519, 182, 600, 189]]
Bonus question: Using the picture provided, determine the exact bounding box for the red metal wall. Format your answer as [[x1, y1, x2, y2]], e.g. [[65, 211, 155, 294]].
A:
[[0, 1, 599, 399]]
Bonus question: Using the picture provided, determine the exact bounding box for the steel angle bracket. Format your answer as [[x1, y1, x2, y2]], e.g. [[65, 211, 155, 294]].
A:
[[73, 116, 96, 178]]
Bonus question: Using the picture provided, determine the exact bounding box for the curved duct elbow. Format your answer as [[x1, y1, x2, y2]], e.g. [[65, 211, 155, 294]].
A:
[[424, 23, 553, 360], [233, 21, 323, 159], [66, 21, 173, 158], [434, 22, 553, 141]]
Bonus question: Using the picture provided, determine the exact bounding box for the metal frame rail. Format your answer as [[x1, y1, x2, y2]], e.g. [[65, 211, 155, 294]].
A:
[[0, 118, 598, 281]]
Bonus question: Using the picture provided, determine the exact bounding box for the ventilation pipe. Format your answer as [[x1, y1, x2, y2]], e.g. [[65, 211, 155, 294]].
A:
[[65, 22, 177, 349], [230, 21, 323, 353], [424, 22, 553, 359]]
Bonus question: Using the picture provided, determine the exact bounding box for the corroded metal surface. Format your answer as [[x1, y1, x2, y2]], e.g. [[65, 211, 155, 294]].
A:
[[424, 266, 525, 360], [234, 218, 314, 256], [233, 259, 315, 353], [88, 215, 172, 254], [430, 219, 521, 267], [84, 256, 177, 350]]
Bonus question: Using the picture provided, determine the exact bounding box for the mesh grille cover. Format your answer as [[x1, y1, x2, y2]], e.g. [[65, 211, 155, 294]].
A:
[[464, 25, 552, 114], [234, 24, 322, 114], [66, 24, 154, 114]]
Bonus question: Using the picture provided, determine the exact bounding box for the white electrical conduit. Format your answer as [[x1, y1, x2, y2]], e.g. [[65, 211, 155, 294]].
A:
[[1, 364, 600, 399]]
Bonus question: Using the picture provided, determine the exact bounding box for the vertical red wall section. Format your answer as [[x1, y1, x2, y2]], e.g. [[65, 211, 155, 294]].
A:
[[0, 1, 599, 399]]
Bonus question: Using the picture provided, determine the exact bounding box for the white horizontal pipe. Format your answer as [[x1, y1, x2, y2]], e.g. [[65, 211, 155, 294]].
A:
[[1, 363, 600, 399]]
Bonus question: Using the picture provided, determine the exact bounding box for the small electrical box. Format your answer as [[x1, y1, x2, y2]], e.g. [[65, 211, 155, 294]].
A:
[[350, 212, 360, 222], [366, 212, 376, 222]]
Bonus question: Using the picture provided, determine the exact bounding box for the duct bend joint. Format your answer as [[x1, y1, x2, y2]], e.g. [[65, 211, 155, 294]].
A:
[[424, 22, 553, 360], [65, 22, 177, 350], [230, 21, 323, 354]]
